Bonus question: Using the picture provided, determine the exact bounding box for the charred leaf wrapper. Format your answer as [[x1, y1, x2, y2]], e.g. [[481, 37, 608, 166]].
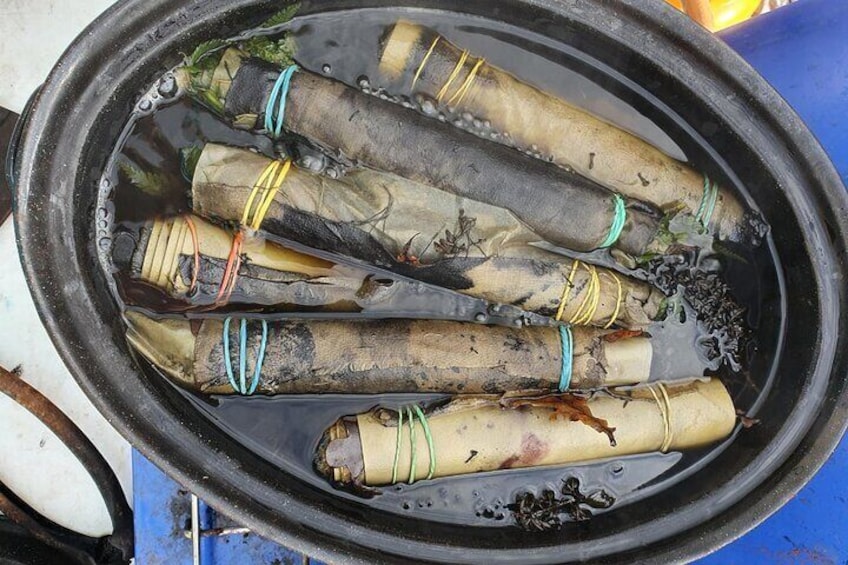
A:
[[191, 144, 665, 328], [126, 311, 652, 394], [377, 22, 746, 240], [178, 49, 668, 257]]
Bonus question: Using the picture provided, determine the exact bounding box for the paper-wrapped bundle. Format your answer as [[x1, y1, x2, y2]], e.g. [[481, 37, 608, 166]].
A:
[[125, 311, 653, 395], [177, 48, 667, 257], [378, 22, 747, 240], [319, 379, 735, 486], [192, 144, 665, 328], [121, 213, 416, 312]]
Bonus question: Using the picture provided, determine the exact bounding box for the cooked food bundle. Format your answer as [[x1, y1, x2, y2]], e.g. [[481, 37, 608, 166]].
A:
[[126, 312, 652, 395], [377, 22, 746, 240], [109, 18, 756, 504], [179, 48, 669, 258], [319, 379, 735, 486], [190, 144, 664, 327]]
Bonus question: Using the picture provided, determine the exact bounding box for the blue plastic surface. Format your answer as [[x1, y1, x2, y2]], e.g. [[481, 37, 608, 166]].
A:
[[132, 1, 848, 562], [700, 3, 848, 561], [132, 450, 321, 565]]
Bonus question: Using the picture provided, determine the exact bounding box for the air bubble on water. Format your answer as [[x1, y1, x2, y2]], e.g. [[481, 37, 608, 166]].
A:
[[461, 112, 473, 123], [472, 119, 483, 129], [98, 237, 111, 251], [157, 74, 178, 98], [474, 313, 487, 323], [437, 114, 447, 123], [138, 99, 153, 112], [98, 220, 108, 229], [322, 64, 332, 74], [96, 207, 108, 220]]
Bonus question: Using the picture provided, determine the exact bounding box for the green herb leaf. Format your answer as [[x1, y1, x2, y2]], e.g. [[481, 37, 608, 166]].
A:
[[188, 39, 227, 66], [241, 35, 296, 67], [179, 146, 203, 183], [119, 162, 169, 197], [262, 3, 301, 28]]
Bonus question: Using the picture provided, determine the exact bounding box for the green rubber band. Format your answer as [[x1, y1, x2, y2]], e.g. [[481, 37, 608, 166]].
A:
[[696, 175, 719, 227], [389, 404, 437, 485], [391, 407, 404, 485], [599, 195, 626, 249], [412, 405, 436, 480], [407, 406, 417, 484]]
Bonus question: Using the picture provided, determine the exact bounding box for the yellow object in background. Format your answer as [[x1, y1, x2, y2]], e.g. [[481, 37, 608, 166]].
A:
[[667, 0, 761, 31]]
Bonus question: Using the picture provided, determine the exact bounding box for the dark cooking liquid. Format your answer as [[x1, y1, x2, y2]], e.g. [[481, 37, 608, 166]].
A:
[[96, 8, 782, 529]]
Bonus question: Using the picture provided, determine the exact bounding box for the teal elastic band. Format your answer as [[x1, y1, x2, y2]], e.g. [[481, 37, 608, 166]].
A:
[[599, 194, 626, 249], [264, 64, 299, 138], [558, 325, 573, 392], [222, 318, 269, 395], [696, 175, 719, 227]]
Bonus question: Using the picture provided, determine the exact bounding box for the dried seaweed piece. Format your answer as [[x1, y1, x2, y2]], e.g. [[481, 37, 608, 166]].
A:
[[508, 478, 615, 531], [500, 394, 617, 446]]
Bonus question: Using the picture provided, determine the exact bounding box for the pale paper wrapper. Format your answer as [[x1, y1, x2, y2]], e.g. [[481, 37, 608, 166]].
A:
[[347, 379, 734, 485], [379, 22, 746, 240], [136, 214, 332, 296]]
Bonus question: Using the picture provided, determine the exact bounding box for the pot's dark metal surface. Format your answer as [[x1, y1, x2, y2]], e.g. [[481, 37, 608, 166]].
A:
[[7, 0, 848, 563]]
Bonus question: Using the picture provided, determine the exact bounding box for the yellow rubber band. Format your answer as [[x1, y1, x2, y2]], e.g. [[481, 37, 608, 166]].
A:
[[648, 383, 674, 453], [556, 260, 581, 322], [603, 272, 624, 329], [436, 50, 469, 103], [242, 161, 280, 225], [242, 160, 292, 230], [446, 57, 485, 106], [570, 264, 601, 326], [251, 160, 291, 230], [411, 37, 440, 91]]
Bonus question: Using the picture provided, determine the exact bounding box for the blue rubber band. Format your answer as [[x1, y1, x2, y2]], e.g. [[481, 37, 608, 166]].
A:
[[599, 194, 626, 249], [558, 325, 573, 392], [264, 65, 299, 138]]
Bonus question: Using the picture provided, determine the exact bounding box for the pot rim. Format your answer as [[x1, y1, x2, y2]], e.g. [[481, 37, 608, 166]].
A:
[[11, 0, 848, 563]]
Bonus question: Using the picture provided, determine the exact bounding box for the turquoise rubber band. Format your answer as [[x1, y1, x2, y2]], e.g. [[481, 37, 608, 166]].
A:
[[264, 65, 299, 138], [248, 320, 269, 395], [239, 319, 248, 394], [599, 195, 626, 249], [223, 318, 238, 393], [558, 325, 573, 392], [222, 318, 268, 395]]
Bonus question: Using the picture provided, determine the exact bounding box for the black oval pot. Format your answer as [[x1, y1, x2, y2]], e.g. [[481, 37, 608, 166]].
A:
[[9, 0, 848, 562]]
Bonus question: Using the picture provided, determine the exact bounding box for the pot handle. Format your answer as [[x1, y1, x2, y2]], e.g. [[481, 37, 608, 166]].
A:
[[3, 86, 42, 200]]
